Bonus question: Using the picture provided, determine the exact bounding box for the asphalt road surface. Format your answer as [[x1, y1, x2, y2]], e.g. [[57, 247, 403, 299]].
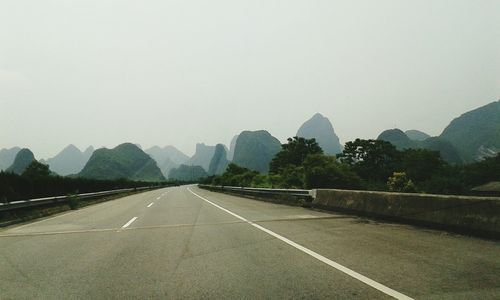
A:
[[0, 186, 498, 299]]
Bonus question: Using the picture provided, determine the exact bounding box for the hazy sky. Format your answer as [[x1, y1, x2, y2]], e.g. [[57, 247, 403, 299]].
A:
[[1, 0, 499, 158]]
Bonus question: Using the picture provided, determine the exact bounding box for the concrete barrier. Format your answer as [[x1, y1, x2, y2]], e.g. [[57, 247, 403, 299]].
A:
[[198, 185, 313, 207], [312, 189, 500, 238]]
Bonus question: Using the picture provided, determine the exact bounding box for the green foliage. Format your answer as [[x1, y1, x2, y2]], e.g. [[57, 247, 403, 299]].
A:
[[338, 139, 400, 181], [387, 172, 417, 193], [269, 136, 323, 174], [410, 154, 499, 195], [399, 148, 445, 182], [22, 161, 51, 180], [303, 154, 361, 189], [67, 194, 80, 210], [279, 165, 305, 189], [0, 171, 163, 203], [206, 136, 498, 196], [419, 166, 466, 195], [215, 163, 258, 187], [461, 154, 500, 187]]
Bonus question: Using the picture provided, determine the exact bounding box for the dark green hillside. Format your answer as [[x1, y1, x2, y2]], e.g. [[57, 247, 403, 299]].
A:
[[6, 149, 36, 175], [419, 137, 464, 165], [377, 129, 413, 150], [405, 130, 431, 141], [79, 143, 165, 181], [378, 129, 463, 165], [440, 100, 500, 162], [232, 130, 282, 173]]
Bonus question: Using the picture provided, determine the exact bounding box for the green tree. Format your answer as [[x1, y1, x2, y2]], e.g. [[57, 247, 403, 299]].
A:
[[338, 139, 400, 181], [462, 154, 500, 186], [303, 154, 361, 189], [279, 165, 305, 188], [270, 137, 323, 174], [400, 148, 445, 182], [21, 161, 51, 180], [387, 172, 417, 193], [216, 163, 259, 187]]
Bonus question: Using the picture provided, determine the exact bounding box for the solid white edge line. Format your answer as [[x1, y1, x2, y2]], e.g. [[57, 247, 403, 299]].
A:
[[121, 217, 138, 228], [187, 187, 413, 300], [147, 202, 154, 208]]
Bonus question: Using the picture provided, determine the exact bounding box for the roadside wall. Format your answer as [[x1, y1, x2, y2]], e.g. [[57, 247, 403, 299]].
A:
[[312, 189, 500, 238]]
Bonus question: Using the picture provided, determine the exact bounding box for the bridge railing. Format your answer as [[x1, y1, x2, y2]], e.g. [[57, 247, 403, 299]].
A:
[[0, 186, 155, 212]]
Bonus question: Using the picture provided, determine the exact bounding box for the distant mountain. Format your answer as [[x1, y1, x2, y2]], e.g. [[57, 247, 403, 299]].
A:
[[145, 145, 189, 178], [227, 135, 239, 161], [208, 144, 230, 175], [185, 143, 217, 171], [297, 113, 343, 155], [83, 146, 94, 161], [440, 100, 500, 162], [378, 129, 414, 150], [168, 164, 207, 181], [378, 129, 464, 165], [79, 143, 165, 181], [405, 130, 431, 141], [45, 145, 94, 176], [0, 147, 21, 171], [6, 148, 36, 174], [232, 130, 282, 173]]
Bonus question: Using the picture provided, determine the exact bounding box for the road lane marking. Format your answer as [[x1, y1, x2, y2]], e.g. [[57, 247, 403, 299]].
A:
[[187, 187, 413, 300], [121, 217, 138, 229], [0, 216, 346, 238], [147, 202, 154, 208], [8, 189, 171, 231]]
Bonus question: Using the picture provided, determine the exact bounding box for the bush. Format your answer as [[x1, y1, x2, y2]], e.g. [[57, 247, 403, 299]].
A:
[[67, 194, 80, 210], [303, 154, 362, 189], [387, 172, 417, 193]]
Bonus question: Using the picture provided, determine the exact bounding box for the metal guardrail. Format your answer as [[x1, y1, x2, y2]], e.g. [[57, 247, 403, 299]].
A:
[[198, 185, 313, 201], [0, 186, 155, 212]]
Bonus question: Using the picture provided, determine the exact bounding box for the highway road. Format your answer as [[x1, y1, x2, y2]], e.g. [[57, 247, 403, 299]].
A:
[[0, 186, 498, 299]]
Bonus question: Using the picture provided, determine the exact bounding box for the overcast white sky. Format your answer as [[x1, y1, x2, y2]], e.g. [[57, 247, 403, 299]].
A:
[[1, 0, 499, 158]]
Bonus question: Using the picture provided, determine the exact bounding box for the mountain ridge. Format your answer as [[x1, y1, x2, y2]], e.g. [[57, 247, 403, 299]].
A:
[[297, 113, 343, 155], [79, 143, 165, 181]]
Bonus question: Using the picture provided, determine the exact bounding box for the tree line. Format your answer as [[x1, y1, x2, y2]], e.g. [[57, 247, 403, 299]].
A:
[[0, 161, 174, 203], [203, 137, 499, 195]]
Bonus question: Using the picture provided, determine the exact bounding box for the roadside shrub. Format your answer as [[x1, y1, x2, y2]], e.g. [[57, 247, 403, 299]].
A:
[[387, 172, 417, 193], [67, 194, 80, 210]]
